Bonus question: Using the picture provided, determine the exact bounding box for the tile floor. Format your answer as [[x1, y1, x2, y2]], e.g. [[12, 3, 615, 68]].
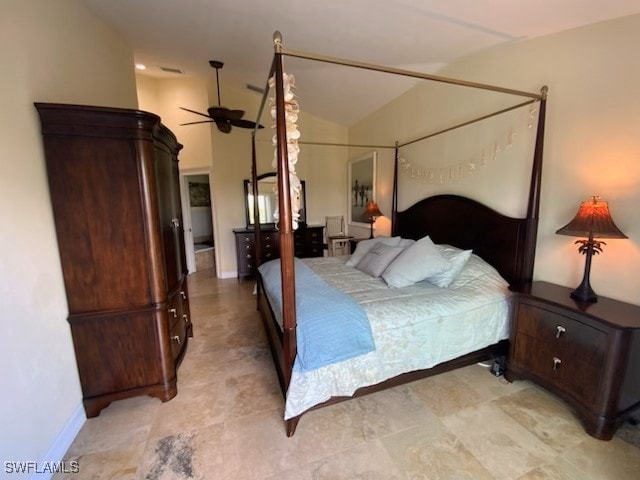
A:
[[56, 269, 640, 479]]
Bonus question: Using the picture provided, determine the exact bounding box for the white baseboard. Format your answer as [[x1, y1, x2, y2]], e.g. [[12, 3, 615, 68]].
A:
[[30, 404, 85, 480], [218, 271, 237, 279]]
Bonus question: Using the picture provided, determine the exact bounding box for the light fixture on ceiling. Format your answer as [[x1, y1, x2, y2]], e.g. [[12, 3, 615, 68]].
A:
[[179, 60, 263, 133], [135, 63, 146, 71]]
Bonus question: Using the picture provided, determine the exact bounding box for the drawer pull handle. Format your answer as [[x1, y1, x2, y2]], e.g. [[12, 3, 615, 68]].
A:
[[556, 325, 566, 338], [169, 308, 177, 318], [172, 335, 181, 345], [183, 314, 190, 324], [552, 357, 562, 370], [180, 290, 186, 300]]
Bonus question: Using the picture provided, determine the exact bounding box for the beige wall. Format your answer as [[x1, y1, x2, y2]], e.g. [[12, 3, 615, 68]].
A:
[[137, 75, 215, 170], [351, 14, 640, 304], [0, 0, 137, 467], [138, 75, 349, 276]]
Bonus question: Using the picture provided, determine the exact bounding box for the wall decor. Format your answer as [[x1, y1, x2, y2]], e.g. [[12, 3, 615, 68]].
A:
[[348, 151, 377, 227]]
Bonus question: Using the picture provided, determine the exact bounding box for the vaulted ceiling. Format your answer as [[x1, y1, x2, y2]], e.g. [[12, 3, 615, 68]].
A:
[[84, 0, 640, 126]]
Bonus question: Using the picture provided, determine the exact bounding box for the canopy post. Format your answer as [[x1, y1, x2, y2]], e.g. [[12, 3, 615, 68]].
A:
[[521, 85, 548, 285], [273, 33, 297, 384], [392, 142, 399, 236], [251, 132, 262, 271]]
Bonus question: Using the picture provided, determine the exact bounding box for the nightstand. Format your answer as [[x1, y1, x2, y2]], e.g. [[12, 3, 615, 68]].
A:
[[506, 281, 640, 440], [349, 237, 368, 253]]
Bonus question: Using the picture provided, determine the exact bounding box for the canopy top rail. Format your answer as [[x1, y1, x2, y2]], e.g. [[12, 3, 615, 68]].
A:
[[272, 31, 542, 101], [254, 31, 547, 148]]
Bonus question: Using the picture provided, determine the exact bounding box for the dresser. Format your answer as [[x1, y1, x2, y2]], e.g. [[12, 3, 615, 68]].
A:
[[233, 225, 324, 279], [506, 281, 640, 439], [36, 103, 192, 417]]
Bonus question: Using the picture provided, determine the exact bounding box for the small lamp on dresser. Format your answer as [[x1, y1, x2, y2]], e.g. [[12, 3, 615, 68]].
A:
[[555, 196, 627, 303], [364, 201, 383, 239]]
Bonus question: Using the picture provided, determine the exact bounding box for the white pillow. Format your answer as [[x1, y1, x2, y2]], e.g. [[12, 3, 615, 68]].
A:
[[345, 236, 401, 267], [355, 243, 405, 278], [398, 238, 416, 247], [427, 245, 473, 288], [382, 236, 451, 288]]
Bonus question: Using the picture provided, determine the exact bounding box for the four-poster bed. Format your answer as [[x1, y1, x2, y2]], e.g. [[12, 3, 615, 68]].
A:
[[251, 31, 548, 436]]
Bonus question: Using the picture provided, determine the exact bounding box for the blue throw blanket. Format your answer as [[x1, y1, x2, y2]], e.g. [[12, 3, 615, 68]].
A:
[[258, 258, 375, 372]]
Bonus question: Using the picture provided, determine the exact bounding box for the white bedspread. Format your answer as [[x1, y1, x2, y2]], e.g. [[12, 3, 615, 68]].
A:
[[282, 253, 512, 420]]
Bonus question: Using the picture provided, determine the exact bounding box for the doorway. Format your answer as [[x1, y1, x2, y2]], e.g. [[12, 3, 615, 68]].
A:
[[180, 169, 217, 275]]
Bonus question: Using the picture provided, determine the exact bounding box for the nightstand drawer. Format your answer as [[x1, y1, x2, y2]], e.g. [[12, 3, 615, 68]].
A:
[[514, 333, 602, 407], [516, 303, 607, 367]]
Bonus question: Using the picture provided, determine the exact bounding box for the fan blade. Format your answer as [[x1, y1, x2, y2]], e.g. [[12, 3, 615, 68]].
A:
[[207, 106, 232, 119], [215, 121, 232, 134], [229, 118, 264, 130], [227, 109, 245, 121], [180, 107, 213, 120], [180, 120, 216, 126]]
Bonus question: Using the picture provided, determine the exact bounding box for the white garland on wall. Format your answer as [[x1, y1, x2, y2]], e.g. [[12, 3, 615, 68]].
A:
[[399, 103, 539, 184], [268, 72, 302, 230]]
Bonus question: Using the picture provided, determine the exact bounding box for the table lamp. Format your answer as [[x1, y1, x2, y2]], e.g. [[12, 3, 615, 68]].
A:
[[364, 202, 383, 239], [555, 196, 627, 303]]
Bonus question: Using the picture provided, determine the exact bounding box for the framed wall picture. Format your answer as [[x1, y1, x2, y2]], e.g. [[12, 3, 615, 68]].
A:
[[348, 151, 377, 227]]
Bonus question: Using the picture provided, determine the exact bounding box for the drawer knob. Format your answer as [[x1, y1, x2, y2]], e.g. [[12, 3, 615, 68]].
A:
[[556, 325, 566, 338], [552, 357, 562, 370], [169, 308, 177, 318], [172, 335, 181, 345], [180, 290, 186, 300], [183, 314, 190, 324]]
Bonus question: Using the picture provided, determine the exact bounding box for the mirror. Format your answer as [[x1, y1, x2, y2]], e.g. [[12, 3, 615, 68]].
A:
[[244, 173, 306, 227]]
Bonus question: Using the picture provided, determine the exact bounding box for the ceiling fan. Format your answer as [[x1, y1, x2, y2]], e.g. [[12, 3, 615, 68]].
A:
[[180, 60, 263, 133]]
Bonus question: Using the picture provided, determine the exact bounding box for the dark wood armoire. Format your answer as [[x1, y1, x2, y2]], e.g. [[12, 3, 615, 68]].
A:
[[35, 103, 192, 417]]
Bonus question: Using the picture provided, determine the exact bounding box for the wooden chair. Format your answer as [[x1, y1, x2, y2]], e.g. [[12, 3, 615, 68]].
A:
[[325, 216, 352, 256]]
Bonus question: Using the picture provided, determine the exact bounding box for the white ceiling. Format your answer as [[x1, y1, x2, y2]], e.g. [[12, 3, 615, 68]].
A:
[[84, 0, 640, 126]]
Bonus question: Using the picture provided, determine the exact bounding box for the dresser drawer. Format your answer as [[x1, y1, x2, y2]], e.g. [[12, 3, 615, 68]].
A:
[[516, 303, 607, 367], [169, 315, 188, 362], [514, 333, 602, 407], [235, 233, 255, 276], [301, 226, 324, 258], [261, 232, 280, 262]]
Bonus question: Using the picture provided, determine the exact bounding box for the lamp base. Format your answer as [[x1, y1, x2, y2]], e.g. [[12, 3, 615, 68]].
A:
[[570, 282, 598, 303], [569, 238, 598, 303]]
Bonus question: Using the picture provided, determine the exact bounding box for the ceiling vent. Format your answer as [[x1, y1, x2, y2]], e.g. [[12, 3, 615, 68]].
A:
[[159, 66, 184, 74]]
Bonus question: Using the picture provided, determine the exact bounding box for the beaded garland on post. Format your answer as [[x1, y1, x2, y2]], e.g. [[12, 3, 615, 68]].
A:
[[268, 72, 302, 230]]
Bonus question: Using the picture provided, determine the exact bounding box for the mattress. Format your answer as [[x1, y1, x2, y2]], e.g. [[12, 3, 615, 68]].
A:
[[266, 252, 513, 420]]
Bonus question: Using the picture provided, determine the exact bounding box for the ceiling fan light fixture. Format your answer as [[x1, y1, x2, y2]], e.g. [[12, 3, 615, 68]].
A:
[[179, 60, 263, 133]]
